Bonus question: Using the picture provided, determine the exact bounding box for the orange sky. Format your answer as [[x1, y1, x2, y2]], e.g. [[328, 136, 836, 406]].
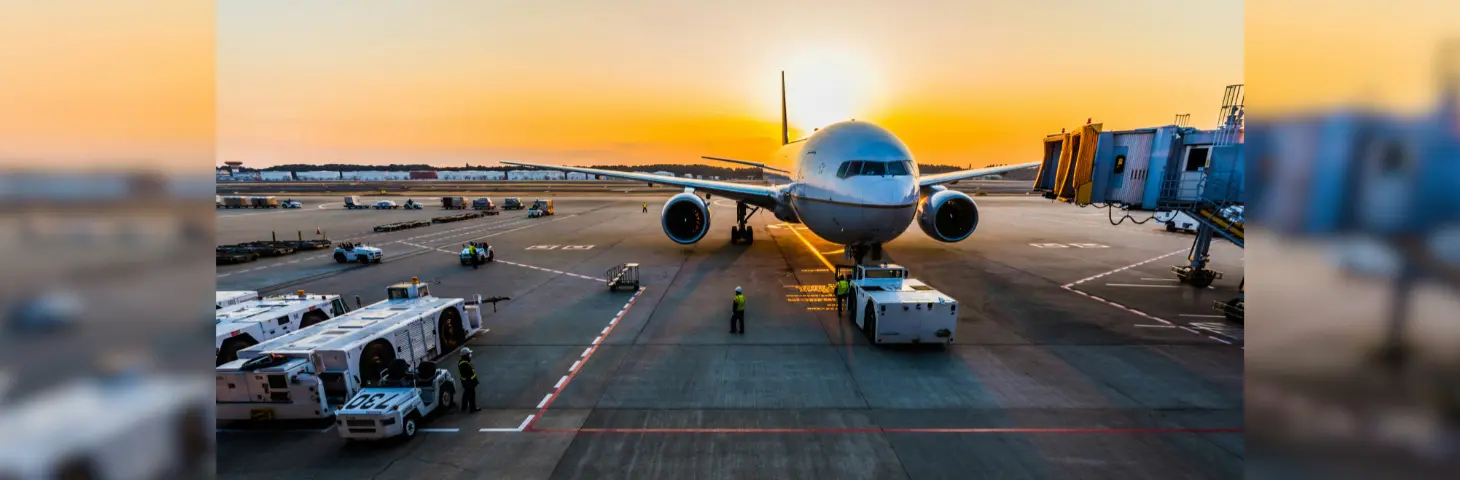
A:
[[22, 1, 1453, 172]]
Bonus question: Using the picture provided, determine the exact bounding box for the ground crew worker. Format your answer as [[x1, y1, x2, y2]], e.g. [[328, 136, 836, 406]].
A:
[[458, 348, 481, 413], [834, 275, 851, 313], [642, 202, 648, 213], [730, 286, 746, 334], [467, 243, 480, 269]]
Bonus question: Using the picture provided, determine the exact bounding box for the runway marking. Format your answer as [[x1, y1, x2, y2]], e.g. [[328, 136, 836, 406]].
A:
[[1105, 283, 1180, 288], [555, 376, 568, 389], [786, 223, 836, 271], [1133, 324, 1177, 328], [1063, 249, 1186, 288], [419, 428, 460, 433], [581, 348, 592, 357], [1179, 314, 1226, 318], [525, 287, 646, 432], [532, 427, 1243, 434], [479, 427, 521, 433], [496, 260, 601, 282], [1141, 278, 1180, 282]]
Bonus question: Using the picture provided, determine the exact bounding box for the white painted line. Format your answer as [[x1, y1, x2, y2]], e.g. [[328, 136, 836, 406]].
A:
[[570, 360, 582, 372], [1140, 278, 1180, 282], [479, 427, 520, 433], [517, 414, 535, 432], [555, 376, 568, 390], [419, 428, 460, 433], [601, 326, 611, 335], [1063, 249, 1187, 287], [609, 317, 618, 326], [536, 394, 553, 409], [617, 309, 626, 317], [1179, 314, 1226, 318], [592, 336, 602, 345], [582, 347, 592, 357], [1207, 336, 1234, 344], [1106, 283, 1180, 288], [1179, 326, 1204, 335], [1133, 324, 1177, 328]]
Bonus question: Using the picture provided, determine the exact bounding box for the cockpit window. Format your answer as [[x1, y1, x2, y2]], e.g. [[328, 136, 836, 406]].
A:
[[886, 161, 909, 175], [837, 160, 914, 178], [860, 161, 886, 176]]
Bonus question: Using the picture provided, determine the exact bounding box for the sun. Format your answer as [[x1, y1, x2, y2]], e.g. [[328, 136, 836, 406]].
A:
[[781, 49, 880, 136]]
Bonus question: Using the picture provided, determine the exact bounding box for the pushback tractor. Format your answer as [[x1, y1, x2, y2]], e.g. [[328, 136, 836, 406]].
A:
[[214, 278, 486, 422], [837, 264, 959, 345], [214, 291, 350, 366]]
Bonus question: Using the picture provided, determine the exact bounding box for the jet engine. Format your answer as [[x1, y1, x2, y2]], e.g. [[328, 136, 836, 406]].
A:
[[661, 193, 712, 244], [917, 189, 979, 242]]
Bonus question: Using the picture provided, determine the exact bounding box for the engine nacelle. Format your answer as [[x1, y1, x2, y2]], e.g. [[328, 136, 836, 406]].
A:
[[917, 190, 980, 242], [661, 193, 712, 244]]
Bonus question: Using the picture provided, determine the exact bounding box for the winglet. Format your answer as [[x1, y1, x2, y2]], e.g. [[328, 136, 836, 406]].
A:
[[781, 71, 790, 146]]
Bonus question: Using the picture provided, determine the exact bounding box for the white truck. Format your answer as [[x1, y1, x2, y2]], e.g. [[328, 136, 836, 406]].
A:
[[335, 359, 455, 440], [839, 264, 959, 345], [215, 291, 351, 366], [216, 291, 258, 310], [0, 375, 213, 480], [344, 196, 368, 210], [333, 242, 383, 264], [214, 278, 485, 422], [460, 242, 494, 266]]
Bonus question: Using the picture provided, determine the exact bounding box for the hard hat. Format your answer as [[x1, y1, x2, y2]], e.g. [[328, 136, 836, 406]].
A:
[[735, 286, 742, 293], [460, 347, 472, 356]]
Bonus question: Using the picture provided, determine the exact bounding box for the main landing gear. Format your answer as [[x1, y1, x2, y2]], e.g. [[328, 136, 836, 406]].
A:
[[730, 202, 759, 245], [845, 243, 883, 265]]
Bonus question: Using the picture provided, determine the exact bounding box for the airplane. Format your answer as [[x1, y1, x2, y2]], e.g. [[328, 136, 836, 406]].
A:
[[503, 72, 1041, 264]]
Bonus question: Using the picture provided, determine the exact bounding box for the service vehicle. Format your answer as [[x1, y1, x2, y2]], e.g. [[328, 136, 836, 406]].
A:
[[221, 196, 249, 209], [1158, 210, 1200, 233], [472, 197, 498, 214], [217, 291, 259, 310], [503, 197, 524, 210], [373, 200, 398, 210], [214, 291, 350, 366], [527, 199, 554, 218], [333, 242, 383, 264], [214, 278, 486, 421], [344, 196, 368, 209], [373, 220, 431, 232], [216, 195, 223, 208], [0, 375, 213, 480], [282, 199, 303, 209], [838, 263, 958, 345], [459, 242, 494, 266], [250, 196, 279, 209], [232, 241, 294, 257], [335, 359, 455, 440], [441, 196, 469, 210], [402, 199, 423, 210]]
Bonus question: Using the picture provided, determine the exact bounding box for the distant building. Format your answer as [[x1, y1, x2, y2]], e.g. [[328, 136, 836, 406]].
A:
[[567, 172, 589, 181], [259, 171, 292, 181], [653, 171, 676, 177]]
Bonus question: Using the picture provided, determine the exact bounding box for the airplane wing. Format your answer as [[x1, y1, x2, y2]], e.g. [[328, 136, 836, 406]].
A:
[[919, 162, 1042, 187], [499, 161, 783, 208]]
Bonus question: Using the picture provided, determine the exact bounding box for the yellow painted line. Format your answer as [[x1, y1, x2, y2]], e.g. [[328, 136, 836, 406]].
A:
[[788, 223, 837, 271]]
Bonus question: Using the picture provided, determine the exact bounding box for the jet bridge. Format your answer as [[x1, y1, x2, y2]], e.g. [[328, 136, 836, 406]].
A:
[[1035, 85, 1246, 312]]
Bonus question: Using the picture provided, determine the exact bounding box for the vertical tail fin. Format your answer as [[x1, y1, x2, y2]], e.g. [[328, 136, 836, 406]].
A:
[[781, 71, 790, 145]]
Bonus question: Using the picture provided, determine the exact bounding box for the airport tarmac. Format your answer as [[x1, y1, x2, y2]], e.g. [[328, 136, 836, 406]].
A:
[[216, 195, 1243, 479]]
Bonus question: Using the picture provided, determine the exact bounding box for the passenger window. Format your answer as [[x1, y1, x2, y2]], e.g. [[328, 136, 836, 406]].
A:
[[861, 161, 886, 176], [836, 162, 851, 178], [277, 316, 289, 326]]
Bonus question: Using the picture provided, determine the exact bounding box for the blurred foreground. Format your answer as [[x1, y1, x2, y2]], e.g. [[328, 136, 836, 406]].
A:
[[0, 171, 215, 479], [1245, 37, 1460, 478]]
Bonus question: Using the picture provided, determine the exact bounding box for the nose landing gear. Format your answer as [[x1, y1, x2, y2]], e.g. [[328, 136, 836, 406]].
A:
[[844, 244, 883, 265], [730, 201, 760, 245]]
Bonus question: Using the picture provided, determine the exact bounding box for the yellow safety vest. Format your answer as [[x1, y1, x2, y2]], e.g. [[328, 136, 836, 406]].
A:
[[733, 294, 746, 312], [835, 281, 850, 295], [458, 359, 476, 380]]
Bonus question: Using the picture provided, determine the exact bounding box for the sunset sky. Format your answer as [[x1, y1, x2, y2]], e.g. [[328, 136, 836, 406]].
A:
[[213, 0, 1243, 169], [14, 1, 1452, 172]]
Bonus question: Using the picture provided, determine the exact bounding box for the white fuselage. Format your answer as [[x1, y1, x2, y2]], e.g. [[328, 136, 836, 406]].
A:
[[773, 121, 921, 245]]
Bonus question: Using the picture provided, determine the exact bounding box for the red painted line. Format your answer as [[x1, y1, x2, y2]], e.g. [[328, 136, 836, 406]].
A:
[[524, 288, 645, 431], [530, 427, 1243, 434]]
